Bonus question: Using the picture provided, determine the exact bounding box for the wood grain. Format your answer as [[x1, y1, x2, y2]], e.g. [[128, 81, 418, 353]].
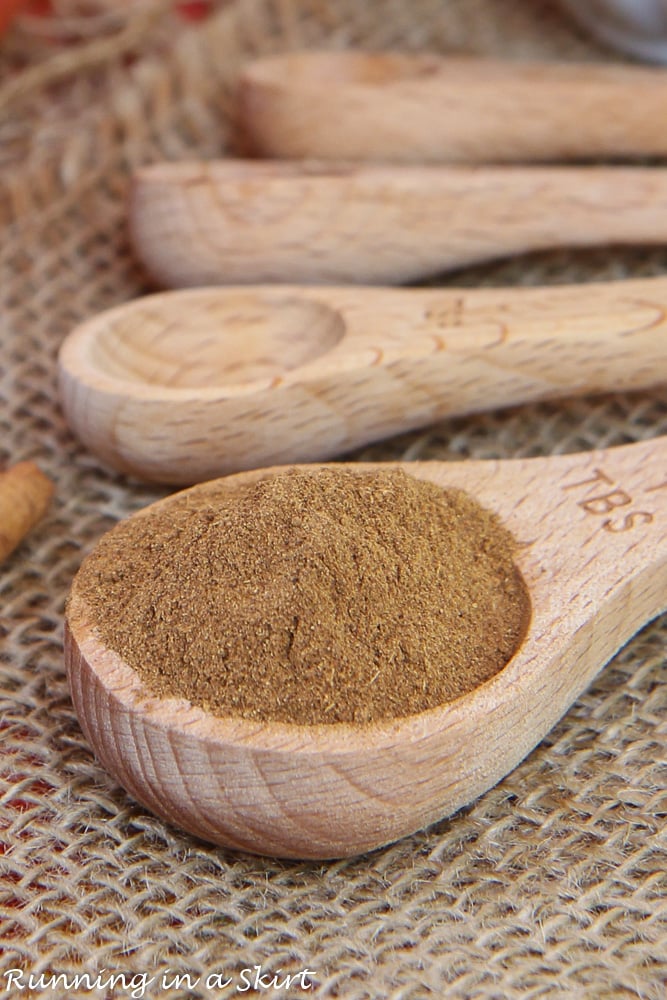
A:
[[58, 277, 667, 483], [239, 50, 667, 163], [130, 160, 667, 287], [64, 437, 667, 858]]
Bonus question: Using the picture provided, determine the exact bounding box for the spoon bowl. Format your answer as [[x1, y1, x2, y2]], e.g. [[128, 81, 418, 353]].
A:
[[65, 438, 667, 858], [86, 288, 345, 388], [58, 277, 667, 483]]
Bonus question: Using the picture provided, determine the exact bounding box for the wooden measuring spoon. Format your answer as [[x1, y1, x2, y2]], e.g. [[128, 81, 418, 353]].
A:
[[58, 277, 667, 484], [131, 160, 667, 287], [64, 437, 667, 858], [239, 50, 667, 164]]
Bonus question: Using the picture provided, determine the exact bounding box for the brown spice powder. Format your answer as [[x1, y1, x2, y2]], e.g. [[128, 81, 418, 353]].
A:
[[72, 468, 530, 726]]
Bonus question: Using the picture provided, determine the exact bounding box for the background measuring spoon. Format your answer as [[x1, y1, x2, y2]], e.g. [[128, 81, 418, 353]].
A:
[[59, 277, 667, 484], [239, 50, 667, 163], [131, 160, 667, 287]]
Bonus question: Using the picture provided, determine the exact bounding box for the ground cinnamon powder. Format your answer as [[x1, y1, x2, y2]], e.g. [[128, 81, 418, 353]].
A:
[[72, 468, 530, 725]]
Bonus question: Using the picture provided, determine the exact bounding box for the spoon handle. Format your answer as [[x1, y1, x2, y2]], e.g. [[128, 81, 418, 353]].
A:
[[131, 163, 667, 287], [314, 278, 667, 449], [240, 51, 667, 163], [398, 437, 667, 854]]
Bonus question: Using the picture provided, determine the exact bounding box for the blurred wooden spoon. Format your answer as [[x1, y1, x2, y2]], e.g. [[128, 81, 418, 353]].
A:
[[131, 160, 667, 287]]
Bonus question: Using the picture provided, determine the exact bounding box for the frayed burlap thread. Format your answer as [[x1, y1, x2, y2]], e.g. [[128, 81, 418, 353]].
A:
[[0, 2, 665, 998]]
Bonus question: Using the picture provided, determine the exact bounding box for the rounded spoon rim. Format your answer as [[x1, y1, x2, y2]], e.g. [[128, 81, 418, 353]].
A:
[[67, 604, 528, 754]]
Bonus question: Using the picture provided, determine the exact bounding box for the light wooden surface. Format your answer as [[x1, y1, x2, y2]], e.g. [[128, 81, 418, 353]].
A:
[[65, 437, 667, 858], [58, 277, 667, 484], [131, 160, 667, 287], [239, 50, 667, 163]]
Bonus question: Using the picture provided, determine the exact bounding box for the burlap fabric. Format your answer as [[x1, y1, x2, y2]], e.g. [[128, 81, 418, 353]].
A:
[[1, 1, 665, 997]]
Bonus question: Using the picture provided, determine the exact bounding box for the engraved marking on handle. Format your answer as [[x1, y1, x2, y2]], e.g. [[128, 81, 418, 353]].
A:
[[425, 298, 508, 347], [425, 298, 466, 329], [562, 467, 655, 533], [617, 300, 667, 337]]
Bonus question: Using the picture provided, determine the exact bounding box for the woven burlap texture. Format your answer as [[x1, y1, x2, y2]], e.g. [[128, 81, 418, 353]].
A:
[[1, 1, 665, 997]]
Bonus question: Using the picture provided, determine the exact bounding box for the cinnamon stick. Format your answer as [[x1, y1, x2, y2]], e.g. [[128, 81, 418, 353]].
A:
[[0, 462, 54, 564]]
